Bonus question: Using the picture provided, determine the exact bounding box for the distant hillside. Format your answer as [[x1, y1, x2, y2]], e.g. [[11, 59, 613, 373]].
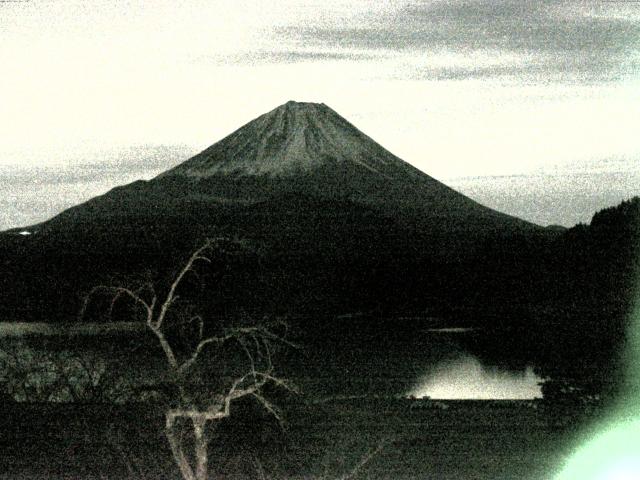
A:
[[470, 197, 640, 399]]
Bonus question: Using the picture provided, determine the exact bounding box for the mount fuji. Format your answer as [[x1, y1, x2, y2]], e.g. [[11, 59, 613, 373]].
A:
[[1, 101, 547, 322]]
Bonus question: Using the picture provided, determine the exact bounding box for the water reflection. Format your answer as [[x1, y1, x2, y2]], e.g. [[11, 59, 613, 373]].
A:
[[408, 354, 542, 400]]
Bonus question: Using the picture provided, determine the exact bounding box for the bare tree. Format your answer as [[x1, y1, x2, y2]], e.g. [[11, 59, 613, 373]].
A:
[[81, 238, 295, 480]]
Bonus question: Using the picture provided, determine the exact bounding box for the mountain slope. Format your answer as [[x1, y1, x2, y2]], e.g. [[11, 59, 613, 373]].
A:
[[34, 101, 536, 239], [1, 101, 548, 322], [159, 101, 532, 225], [160, 101, 402, 178]]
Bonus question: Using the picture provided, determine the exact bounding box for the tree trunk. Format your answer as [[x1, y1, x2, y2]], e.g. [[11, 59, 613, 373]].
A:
[[193, 416, 209, 480], [166, 413, 197, 480], [166, 411, 212, 480]]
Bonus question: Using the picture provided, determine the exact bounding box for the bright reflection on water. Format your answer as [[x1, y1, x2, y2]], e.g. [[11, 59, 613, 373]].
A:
[[408, 354, 542, 400]]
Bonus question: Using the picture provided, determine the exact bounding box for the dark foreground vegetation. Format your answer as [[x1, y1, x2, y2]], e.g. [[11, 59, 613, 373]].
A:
[[0, 194, 637, 479], [0, 398, 598, 480], [1, 197, 638, 404]]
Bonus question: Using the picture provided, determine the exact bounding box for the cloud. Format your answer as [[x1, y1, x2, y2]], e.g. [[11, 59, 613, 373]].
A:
[[273, 0, 640, 83], [0, 144, 197, 230], [0, 144, 194, 186], [201, 49, 383, 66]]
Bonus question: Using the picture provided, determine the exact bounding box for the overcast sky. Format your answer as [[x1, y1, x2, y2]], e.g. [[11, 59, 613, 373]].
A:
[[1, 0, 639, 228]]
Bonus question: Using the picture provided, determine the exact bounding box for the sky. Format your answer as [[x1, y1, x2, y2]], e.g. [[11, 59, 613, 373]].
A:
[[1, 0, 639, 228]]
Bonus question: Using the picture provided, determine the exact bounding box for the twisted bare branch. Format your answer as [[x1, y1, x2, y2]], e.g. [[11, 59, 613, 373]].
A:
[[81, 285, 156, 324], [338, 438, 390, 480], [155, 239, 213, 330], [79, 238, 295, 480]]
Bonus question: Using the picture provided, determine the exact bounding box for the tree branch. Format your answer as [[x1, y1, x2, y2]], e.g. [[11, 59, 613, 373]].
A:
[[149, 325, 179, 370], [338, 439, 390, 480], [155, 239, 213, 330], [81, 285, 154, 323]]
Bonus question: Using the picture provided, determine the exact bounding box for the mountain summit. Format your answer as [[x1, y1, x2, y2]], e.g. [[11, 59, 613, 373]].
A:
[[161, 101, 419, 179]]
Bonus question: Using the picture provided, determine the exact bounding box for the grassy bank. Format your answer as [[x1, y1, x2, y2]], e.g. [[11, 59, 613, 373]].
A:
[[0, 398, 595, 480]]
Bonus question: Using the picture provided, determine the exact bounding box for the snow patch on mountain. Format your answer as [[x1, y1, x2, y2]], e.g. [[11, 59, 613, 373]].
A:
[[160, 101, 419, 179]]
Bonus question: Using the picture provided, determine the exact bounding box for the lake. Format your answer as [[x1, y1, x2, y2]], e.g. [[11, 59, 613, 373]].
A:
[[0, 321, 543, 400], [0, 321, 144, 337]]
